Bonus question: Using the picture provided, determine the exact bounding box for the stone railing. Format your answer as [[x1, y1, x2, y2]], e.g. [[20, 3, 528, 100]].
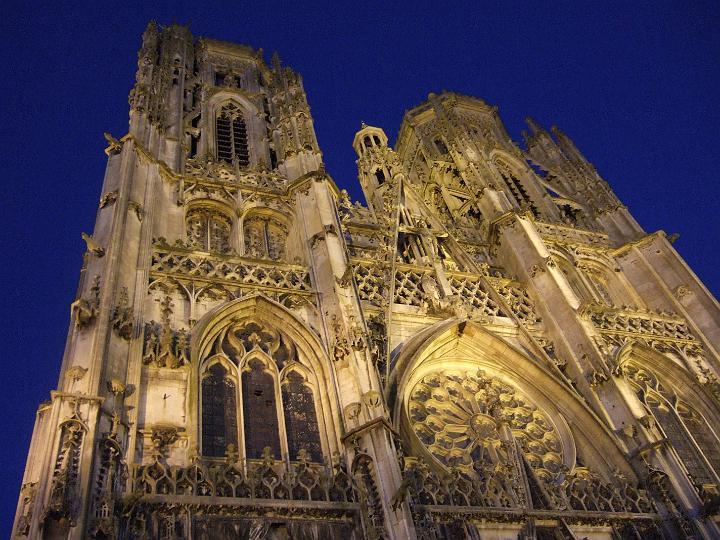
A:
[[487, 276, 542, 325], [185, 158, 287, 190], [402, 455, 656, 516], [446, 274, 506, 318], [150, 247, 312, 294], [353, 262, 387, 305], [534, 221, 610, 248], [131, 453, 356, 504], [353, 262, 541, 325], [581, 303, 700, 353]]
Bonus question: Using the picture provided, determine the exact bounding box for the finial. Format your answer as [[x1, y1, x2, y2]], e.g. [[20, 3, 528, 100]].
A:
[[525, 117, 543, 134], [271, 51, 281, 71]]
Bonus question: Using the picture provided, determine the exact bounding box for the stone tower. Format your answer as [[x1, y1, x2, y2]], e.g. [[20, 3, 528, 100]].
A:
[[14, 23, 720, 539]]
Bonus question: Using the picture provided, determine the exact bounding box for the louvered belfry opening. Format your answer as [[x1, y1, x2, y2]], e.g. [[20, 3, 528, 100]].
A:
[[216, 103, 250, 166]]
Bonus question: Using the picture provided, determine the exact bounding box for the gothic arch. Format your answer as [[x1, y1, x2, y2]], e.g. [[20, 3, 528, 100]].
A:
[[617, 343, 720, 483], [239, 207, 290, 260], [489, 150, 528, 177], [204, 93, 262, 166], [184, 200, 235, 254], [616, 343, 720, 429], [489, 151, 544, 218], [188, 294, 341, 462], [389, 319, 636, 480]]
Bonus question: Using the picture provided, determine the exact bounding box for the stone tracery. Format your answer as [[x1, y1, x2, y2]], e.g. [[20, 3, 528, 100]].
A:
[[199, 317, 324, 465], [186, 206, 232, 253], [408, 370, 562, 482]]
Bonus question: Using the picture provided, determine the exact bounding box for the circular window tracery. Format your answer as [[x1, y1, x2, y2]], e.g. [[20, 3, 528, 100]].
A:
[[408, 369, 562, 477]]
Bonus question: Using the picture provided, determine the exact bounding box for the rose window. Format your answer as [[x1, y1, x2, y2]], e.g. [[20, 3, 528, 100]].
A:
[[408, 370, 563, 477]]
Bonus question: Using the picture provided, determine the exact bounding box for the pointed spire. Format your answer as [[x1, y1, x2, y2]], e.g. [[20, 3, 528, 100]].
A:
[[525, 117, 545, 135], [271, 51, 282, 72], [551, 126, 584, 162]]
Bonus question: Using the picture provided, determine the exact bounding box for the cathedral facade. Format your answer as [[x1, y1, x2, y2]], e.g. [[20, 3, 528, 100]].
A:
[[13, 23, 720, 539]]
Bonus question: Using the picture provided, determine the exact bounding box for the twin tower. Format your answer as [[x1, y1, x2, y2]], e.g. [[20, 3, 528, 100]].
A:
[[14, 22, 720, 539]]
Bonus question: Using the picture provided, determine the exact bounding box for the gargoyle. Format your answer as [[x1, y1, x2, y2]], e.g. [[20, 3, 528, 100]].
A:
[[71, 298, 96, 327], [81, 232, 105, 257], [103, 132, 123, 155]]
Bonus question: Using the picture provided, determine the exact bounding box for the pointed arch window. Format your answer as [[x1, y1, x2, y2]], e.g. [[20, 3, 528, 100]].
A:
[[558, 260, 592, 303], [624, 365, 720, 485], [243, 216, 287, 261], [200, 321, 324, 463], [201, 363, 238, 457], [242, 359, 282, 459], [495, 161, 540, 218], [645, 394, 718, 484], [282, 371, 322, 461], [186, 207, 232, 253], [216, 103, 250, 166]]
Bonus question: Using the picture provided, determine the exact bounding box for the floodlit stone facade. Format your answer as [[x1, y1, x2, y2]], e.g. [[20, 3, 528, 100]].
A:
[[14, 22, 720, 539]]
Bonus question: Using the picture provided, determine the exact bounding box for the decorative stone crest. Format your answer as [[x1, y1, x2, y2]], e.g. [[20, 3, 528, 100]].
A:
[[71, 275, 100, 328], [142, 296, 189, 368], [99, 190, 118, 209], [111, 287, 134, 340], [331, 315, 351, 363]]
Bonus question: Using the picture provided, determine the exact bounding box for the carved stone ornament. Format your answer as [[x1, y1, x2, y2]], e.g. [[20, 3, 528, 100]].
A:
[[99, 190, 118, 208], [111, 287, 134, 340], [331, 315, 351, 363], [586, 368, 609, 388], [335, 263, 354, 288], [103, 132, 123, 155], [128, 200, 144, 221], [674, 284, 693, 300], [347, 316, 366, 350], [150, 425, 179, 456], [344, 402, 362, 422], [362, 390, 382, 410], [106, 378, 126, 396], [71, 275, 100, 328], [81, 232, 105, 257], [64, 366, 88, 389]]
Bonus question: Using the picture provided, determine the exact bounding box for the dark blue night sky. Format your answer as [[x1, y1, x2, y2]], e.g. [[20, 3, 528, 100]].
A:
[[1, 1, 718, 532]]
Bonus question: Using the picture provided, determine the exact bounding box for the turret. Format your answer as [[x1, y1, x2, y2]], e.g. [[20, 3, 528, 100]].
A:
[[267, 54, 322, 180], [353, 123, 399, 214]]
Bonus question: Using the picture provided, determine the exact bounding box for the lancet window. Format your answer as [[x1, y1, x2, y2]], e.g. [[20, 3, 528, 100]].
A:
[[585, 268, 614, 305], [434, 138, 449, 155], [242, 359, 282, 459], [558, 260, 592, 303], [201, 363, 238, 457], [623, 364, 720, 485], [495, 161, 540, 218], [216, 103, 250, 166], [200, 321, 323, 463], [186, 207, 232, 253], [243, 216, 287, 260]]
